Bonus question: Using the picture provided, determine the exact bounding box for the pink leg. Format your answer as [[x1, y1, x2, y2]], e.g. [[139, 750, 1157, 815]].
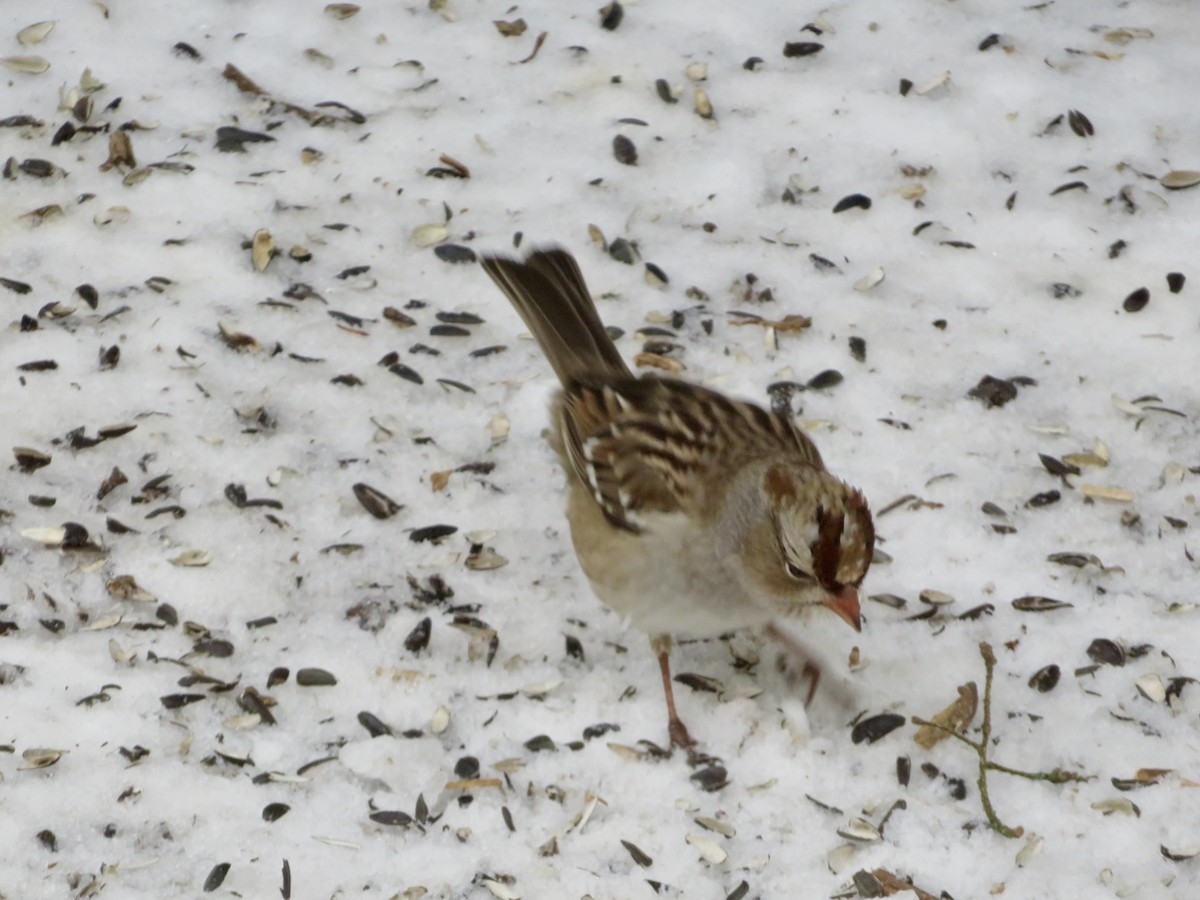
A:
[[651, 634, 695, 749], [765, 622, 823, 707]]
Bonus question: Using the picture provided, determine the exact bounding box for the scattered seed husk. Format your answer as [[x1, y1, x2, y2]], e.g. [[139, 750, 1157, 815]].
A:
[[675, 673, 723, 694], [693, 87, 714, 119], [1051, 180, 1088, 196], [1080, 484, 1134, 503], [170, 549, 212, 567], [311, 835, 359, 849], [620, 839, 653, 867], [807, 369, 843, 390], [1012, 596, 1073, 613], [1029, 664, 1060, 692], [1091, 797, 1140, 819], [690, 764, 729, 792], [1135, 673, 1166, 703], [783, 42, 823, 58], [412, 223, 448, 247], [263, 803, 290, 822], [833, 193, 871, 213], [1, 55, 50, 74], [853, 267, 884, 291], [1162, 844, 1200, 862], [1122, 287, 1150, 313], [1067, 109, 1094, 137], [410, 524, 457, 543], [494, 18, 527, 36], [218, 322, 261, 352], [837, 817, 883, 843], [919, 589, 955, 606], [0, 276, 32, 294], [324, 2, 360, 18], [369, 810, 414, 827], [1015, 834, 1044, 868], [1039, 453, 1079, 477], [18, 21, 55, 45], [106, 574, 155, 603], [827, 843, 858, 874], [21, 526, 70, 547], [612, 134, 637, 165], [851, 712, 905, 744], [295, 667, 337, 686], [481, 880, 519, 900], [434, 243, 476, 264], [686, 832, 728, 864], [1160, 170, 1200, 190], [352, 483, 403, 519], [968, 375, 1018, 408], [914, 70, 951, 94], [215, 125, 275, 153], [1047, 551, 1102, 569], [1087, 638, 1126, 667], [19, 748, 65, 770], [203, 863, 230, 892], [14, 447, 51, 475], [251, 229, 273, 272], [599, 1, 623, 30], [1166, 272, 1185, 293]]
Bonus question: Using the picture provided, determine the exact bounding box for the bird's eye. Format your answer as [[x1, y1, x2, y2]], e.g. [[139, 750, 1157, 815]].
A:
[[785, 561, 813, 581]]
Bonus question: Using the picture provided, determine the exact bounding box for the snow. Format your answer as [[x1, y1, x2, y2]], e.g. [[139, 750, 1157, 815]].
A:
[[2, 1, 1199, 898]]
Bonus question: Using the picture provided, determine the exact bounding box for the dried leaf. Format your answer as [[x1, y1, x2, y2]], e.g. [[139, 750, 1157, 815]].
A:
[[914, 682, 977, 748]]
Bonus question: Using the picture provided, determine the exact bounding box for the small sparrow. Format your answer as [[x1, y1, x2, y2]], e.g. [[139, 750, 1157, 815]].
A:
[[481, 247, 874, 750]]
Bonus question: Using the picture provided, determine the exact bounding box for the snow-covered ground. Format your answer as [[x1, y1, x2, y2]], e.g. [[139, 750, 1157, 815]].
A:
[[2, 1, 1199, 897]]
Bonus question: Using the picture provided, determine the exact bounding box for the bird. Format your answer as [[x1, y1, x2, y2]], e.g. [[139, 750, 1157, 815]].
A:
[[480, 246, 874, 751]]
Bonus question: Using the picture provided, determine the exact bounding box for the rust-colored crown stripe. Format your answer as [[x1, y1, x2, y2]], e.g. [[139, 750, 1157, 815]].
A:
[[811, 507, 846, 589]]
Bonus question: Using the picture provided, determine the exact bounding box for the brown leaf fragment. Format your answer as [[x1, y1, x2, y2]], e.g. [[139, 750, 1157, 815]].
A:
[[221, 63, 323, 124], [431, 470, 452, 492], [99, 130, 135, 171], [438, 153, 470, 178], [1112, 768, 1172, 791], [518, 31, 548, 64], [968, 375, 1018, 408], [913, 682, 978, 748], [728, 312, 812, 332], [494, 18, 527, 36], [325, 3, 360, 19], [218, 322, 260, 351], [870, 868, 940, 900]]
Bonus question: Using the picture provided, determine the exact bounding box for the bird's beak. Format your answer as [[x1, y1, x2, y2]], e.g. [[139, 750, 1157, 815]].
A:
[[823, 586, 862, 632]]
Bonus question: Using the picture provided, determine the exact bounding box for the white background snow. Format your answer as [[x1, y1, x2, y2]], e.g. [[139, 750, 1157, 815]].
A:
[[1, 1, 1199, 898]]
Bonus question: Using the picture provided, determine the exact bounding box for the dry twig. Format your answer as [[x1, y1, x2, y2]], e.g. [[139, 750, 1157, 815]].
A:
[[911, 642, 1090, 838]]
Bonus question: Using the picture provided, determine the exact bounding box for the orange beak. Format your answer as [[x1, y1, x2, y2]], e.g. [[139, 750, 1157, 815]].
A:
[[823, 586, 862, 632]]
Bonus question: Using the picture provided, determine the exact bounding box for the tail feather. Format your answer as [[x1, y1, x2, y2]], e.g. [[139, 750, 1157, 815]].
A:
[[481, 247, 631, 385]]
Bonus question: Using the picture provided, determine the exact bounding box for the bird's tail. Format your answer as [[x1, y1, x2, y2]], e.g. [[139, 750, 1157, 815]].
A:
[[480, 247, 631, 385]]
